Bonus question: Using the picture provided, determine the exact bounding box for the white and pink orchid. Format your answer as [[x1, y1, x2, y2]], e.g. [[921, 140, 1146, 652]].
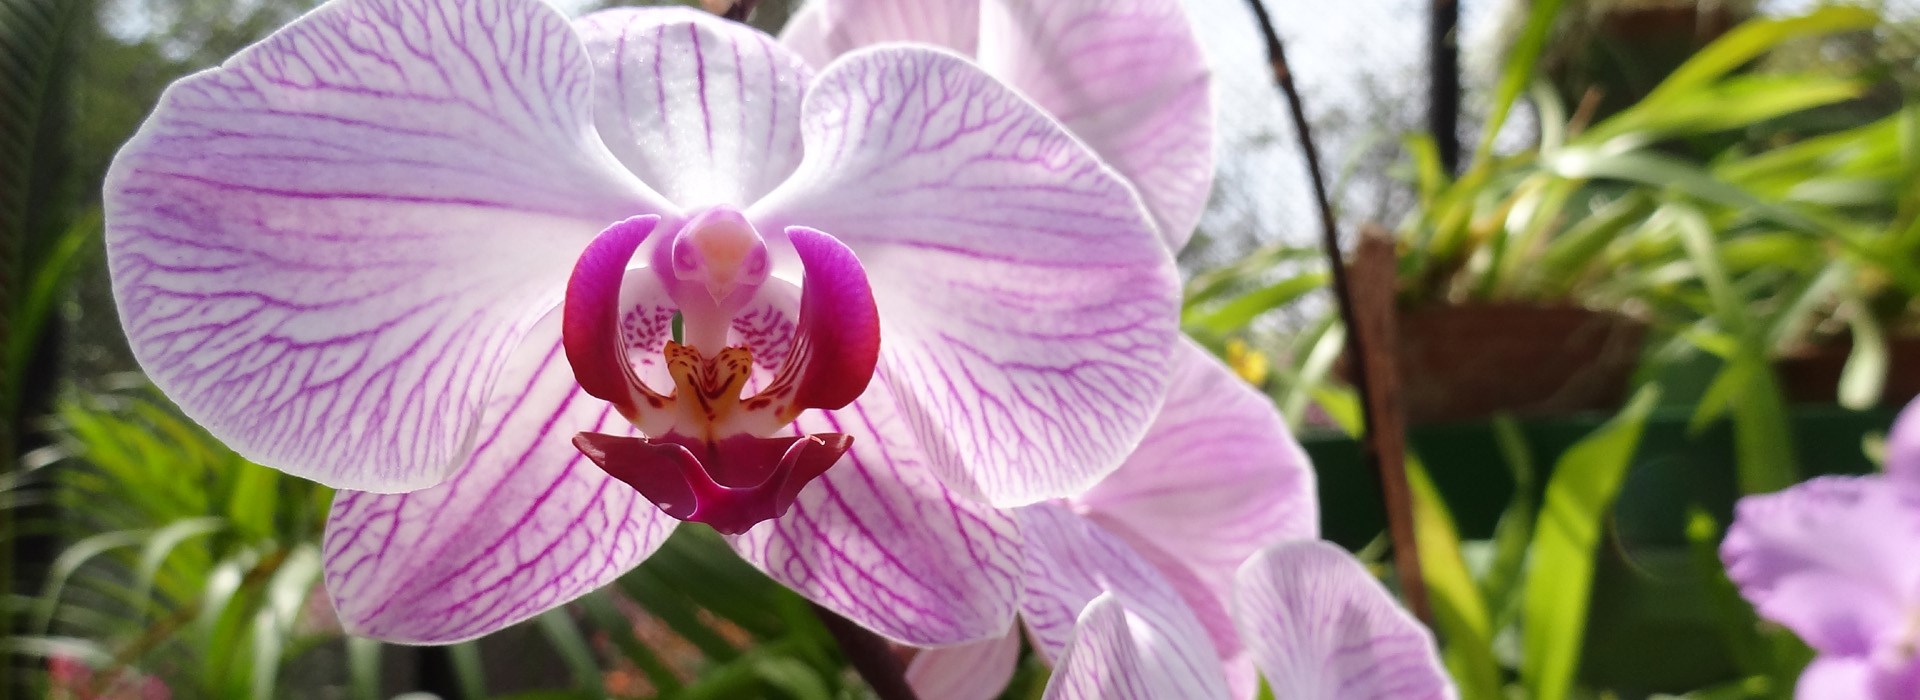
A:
[[1034, 539, 1456, 699], [106, 0, 1191, 645], [897, 343, 1453, 700], [106, 0, 1455, 692]]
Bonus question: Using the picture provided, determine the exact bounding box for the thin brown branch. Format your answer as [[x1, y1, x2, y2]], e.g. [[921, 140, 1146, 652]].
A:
[[1239, 0, 1432, 625]]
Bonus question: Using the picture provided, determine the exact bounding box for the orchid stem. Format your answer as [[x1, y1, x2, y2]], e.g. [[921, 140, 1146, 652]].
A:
[[1240, 0, 1433, 626], [809, 603, 918, 700]]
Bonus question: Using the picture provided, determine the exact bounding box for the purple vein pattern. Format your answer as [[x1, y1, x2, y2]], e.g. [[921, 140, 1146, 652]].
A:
[[731, 383, 1025, 645], [323, 313, 677, 643], [1233, 541, 1455, 700], [1017, 504, 1230, 698], [782, 0, 1215, 247], [105, 0, 666, 491], [975, 0, 1213, 246], [750, 47, 1181, 508], [1074, 338, 1318, 684], [1044, 593, 1224, 700], [575, 7, 811, 209]]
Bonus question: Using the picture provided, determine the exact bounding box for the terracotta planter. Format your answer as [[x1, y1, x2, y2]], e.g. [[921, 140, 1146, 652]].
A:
[[1342, 303, 1648, 425], [1775, 333, 1920, 407]]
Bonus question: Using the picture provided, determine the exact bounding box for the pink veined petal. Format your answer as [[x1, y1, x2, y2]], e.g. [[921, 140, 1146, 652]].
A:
[[1118, 539, 1261, 700], [1042, 593, 1227, 700], [563, 217, 662, 421], [1017, 503, 1231, 698], [750, 46, 1181, 508], [106, 0, 669, 492], [779, 0, 980, 68], [573, 7, 811, 209], [1233, 540, 1455, 700], [1720, 475, 1920, 656], [976, 0, 1215, 246], [1887, 396, 1920, 485], [905, 630, 1023, 700], [1074, 337, 1318, 661], [322, 312, 678, 643], [728, 380, 1024, 645]]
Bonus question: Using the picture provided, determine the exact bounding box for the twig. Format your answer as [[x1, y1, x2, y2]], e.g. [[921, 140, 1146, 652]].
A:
[[1240, 0, 1433, 625], [809, 603, 918, 700]]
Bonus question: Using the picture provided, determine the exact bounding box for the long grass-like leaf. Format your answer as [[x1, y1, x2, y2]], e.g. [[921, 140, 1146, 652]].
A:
[[1520, 386, 1660, 700]]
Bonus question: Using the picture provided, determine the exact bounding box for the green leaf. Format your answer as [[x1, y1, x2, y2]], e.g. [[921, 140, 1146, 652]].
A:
[[1479, 416, 1537, 625], [1587, 75, 1864, 147], [537, 608, 608, 699], [1641, 6, 1878, 107], [347, 636, 382, 700], [1474, 0, 1564, 160], [1520, 386, 1660, 700], [1183, 271, 1329, 337], [449, 641, 491, 700], [1838, 296, 1888, 411]]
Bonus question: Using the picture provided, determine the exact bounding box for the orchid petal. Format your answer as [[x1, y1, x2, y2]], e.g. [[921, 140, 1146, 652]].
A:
[[779, 0, 979, 68], [772, 227, 880, 411], [563, 217, 662, 420], [975, 0, 1214, 245], [574, 7, 810, 208], [1720, 475, 1920, 656], [1017, 503, 1230, 698], [107, 0, 666, 491], [1075, 336, 1318, 625], [1233, 540, 1454, 700], [1042, 593, 1226, 700], [905, 630, 1023, 700], [1887, 397, 1920, 485], [1796, 655, 1920, 700], [1797, 657, 1880, 700], [323, 314, 677, 643], [751, 46, 1180, 507], [729, 383, 1024, 645]]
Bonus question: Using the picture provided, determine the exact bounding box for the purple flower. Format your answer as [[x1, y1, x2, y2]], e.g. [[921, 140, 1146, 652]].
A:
[[105, 0, 1193, 644], [1721, 399, 1920, 699], [902, 344, 1449, 699]]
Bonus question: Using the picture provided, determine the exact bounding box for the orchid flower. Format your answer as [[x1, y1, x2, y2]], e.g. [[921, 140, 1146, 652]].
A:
[[1028, 538, 1455, 699], [902, 345, 1454, 699], [905, 340, 1319, 700], [1720, 399, 1920, 699], [106, 0, 1185, 644]]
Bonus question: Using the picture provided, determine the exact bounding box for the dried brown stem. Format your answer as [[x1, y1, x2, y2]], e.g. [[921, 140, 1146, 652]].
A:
[[1239, 0, 1433, 625]]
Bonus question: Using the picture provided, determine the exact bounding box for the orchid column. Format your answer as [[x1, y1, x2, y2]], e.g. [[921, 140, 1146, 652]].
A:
[[105, 0, 1179, 646]]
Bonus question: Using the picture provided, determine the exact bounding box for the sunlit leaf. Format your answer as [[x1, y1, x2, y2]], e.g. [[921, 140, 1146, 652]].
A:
[[1520, 386, 1660, 700]]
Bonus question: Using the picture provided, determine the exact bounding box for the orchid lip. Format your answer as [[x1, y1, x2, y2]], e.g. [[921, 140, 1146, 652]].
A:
[[561, 211, 880, 533], [573, 430, 852, 535]]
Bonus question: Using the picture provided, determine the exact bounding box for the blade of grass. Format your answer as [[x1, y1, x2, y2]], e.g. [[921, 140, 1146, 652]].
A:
[[1520, 386, 1660, 700], [536, 608, 607, 699]]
